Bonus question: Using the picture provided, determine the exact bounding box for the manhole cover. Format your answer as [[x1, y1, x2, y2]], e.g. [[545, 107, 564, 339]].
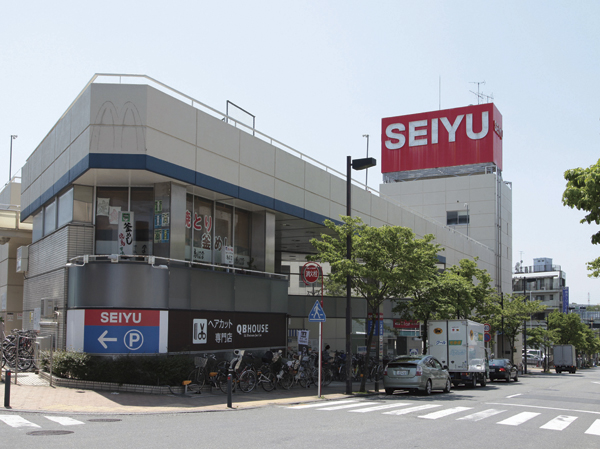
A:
[[27, 430, 74, 436], [88, 419, 122, 422]]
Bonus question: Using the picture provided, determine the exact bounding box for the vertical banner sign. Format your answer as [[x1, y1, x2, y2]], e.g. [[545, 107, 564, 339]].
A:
[[222, 246, 234, 265], [118, 211, 134, 255], [562, 287, 569, 313]]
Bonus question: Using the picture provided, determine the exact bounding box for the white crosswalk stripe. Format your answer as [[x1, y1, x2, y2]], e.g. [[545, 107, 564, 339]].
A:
[[283, 400, 600, 437], [382, 404, 441, 415], [540, 415, 577, 431], [287, 399, 360, 409], [497, 411, 541, 426], [419, 406, 473, 420], [585, 419, 600, 436], [458, 409, 506, 422], [317, 401, 379, 411], [0, 415, 40, 428], [349, 403, 415, 413], [44, 416, 85, 426]]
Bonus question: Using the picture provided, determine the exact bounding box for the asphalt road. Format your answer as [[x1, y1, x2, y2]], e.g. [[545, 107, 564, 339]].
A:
[[2, 368, 600, 448]]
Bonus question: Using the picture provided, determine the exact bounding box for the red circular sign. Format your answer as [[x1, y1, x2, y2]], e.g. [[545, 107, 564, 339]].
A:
[[302, 262, 320, 284]]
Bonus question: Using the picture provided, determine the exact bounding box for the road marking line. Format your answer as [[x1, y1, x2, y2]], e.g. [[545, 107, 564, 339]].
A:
[[419, 407, 472, 419], [349, 403, 415, 413], [506, 394, 521, 398], [0, 415, 41, 428], [318, 401, 379, 411], [585, 419, 600, 436], [458, 409, 506, 422], [498, 412, 540, 426], [287, 400, 359, 409], [44, 416, 85, 426], [540, 415, 577, 431], [487, 402, 600, 416], [383, 404, 441, 415]]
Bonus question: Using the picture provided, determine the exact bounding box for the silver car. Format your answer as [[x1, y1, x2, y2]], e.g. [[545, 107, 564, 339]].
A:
[[383, 355, 451, 395]]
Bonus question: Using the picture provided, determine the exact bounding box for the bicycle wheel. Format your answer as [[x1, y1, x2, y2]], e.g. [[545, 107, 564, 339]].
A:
[[186, 368, 204, 393], [298, 369, 311, 388], [239, 370, 257, 392], [322, 368, 334, 387], [260, 372, 276, 392], [218, 372, 235, 394], [279, 372, 294, 390]]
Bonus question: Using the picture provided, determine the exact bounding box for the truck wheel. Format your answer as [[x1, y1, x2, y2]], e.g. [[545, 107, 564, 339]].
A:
[[385, 388, 394, 395], [480, 376, 487, 387], [468, 377, 477, 388], [514, 372, 518, 382], [556, 368, 561, 374]]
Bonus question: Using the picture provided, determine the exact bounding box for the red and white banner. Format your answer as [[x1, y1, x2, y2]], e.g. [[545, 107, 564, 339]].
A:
[[381, 103, 503, 173]]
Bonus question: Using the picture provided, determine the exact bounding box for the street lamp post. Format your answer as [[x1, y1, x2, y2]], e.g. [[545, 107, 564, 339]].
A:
[[346, 155, 377, 395], [9, 135, 17, 182]]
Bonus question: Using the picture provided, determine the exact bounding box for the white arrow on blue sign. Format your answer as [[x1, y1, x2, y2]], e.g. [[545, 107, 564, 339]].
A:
[[308, 300, 326, 322]]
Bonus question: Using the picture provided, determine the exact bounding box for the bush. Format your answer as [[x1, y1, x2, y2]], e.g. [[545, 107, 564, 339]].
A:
[[40, 351, 194, 386]]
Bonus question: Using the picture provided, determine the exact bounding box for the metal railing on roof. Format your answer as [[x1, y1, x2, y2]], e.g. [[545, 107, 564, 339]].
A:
[[67, 254, 288, 281]]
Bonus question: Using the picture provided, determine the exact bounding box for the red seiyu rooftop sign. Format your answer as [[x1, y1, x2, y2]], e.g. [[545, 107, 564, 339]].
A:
[[381, 103, 503, 173]]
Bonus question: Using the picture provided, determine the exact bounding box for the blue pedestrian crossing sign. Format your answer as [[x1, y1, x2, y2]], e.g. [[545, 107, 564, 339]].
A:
[[308, 300, 326, 322]]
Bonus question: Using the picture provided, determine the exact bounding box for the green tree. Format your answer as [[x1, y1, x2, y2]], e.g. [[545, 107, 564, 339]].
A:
[[500, 294, 546, 365], [309, 216, 441, 392], [548, 310, 587, 348], [563, 158, 600, 277], [441, 258, 496, 320]]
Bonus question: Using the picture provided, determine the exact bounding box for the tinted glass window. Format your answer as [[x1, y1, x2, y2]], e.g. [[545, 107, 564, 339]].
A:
[[489, 359, 507, 367]]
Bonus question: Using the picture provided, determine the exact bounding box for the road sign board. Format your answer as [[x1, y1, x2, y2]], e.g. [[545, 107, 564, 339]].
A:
[[484, 333, 491, 343], [484, 323, 491, 332], [308, 300, 326, 322], [302, 262, 320, 285]]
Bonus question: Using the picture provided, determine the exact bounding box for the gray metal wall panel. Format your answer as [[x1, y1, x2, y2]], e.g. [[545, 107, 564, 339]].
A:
[[189, 269, 235, 311], [168, 265, 191, 309], [235, 276, 271, 312], [68, 263, 169, 308]]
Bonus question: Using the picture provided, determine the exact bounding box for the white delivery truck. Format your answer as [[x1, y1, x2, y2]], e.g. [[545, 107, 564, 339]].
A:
[[427, 319, 488, 388], [553, 344, 577, 374]]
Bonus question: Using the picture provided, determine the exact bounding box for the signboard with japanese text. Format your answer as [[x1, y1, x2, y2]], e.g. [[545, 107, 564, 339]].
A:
[[118, 211, 134, 255], [168, 310, 286, 352], [381, 103, 503, 173]]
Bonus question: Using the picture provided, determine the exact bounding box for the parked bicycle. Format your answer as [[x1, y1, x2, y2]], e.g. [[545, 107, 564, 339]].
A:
[[187, 353, 225, 393], [1, 329, 37, 371]]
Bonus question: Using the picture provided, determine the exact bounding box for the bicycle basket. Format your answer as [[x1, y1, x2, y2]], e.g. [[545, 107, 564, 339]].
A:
[[195, 356, 208, 369]]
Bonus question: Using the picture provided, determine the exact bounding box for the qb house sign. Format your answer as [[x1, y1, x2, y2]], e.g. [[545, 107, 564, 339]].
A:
[[381, 103, 503, 173]]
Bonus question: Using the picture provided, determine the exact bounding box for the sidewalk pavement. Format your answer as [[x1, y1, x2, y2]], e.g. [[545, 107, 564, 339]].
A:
[[0, 373, 377, 415], [0, 365, 556, 416]]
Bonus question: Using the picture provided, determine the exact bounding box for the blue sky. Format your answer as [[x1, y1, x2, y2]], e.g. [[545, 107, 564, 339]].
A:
[[2, 1, 599, 303]]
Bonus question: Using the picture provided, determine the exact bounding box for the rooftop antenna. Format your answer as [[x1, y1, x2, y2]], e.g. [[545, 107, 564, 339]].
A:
[[469, 81, 486, 105]]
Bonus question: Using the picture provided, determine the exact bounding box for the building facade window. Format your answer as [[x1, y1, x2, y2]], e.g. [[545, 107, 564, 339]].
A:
[[44, 200, 57, 235], [447, 210, 469, 226], [95, 187, 154, 255]]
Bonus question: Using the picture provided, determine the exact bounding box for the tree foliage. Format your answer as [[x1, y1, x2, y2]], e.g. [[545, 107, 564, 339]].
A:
[[309, 216, 441, 392], [497, 294, 546, 365], [563, 158, 600, 277]]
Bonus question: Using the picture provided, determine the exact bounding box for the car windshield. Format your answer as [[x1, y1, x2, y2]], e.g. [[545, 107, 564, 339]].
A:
[[392, 357, 422, 364], [489, 359, 507, 366]]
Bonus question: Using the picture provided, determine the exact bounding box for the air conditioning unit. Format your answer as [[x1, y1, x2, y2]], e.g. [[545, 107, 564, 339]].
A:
[[16, 245, 29, 273], [40, 298, 56, 318]]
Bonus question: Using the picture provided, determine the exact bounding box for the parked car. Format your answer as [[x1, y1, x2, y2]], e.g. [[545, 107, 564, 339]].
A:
[[383, 355, 451, 395], [489, 358, 518, 382]]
